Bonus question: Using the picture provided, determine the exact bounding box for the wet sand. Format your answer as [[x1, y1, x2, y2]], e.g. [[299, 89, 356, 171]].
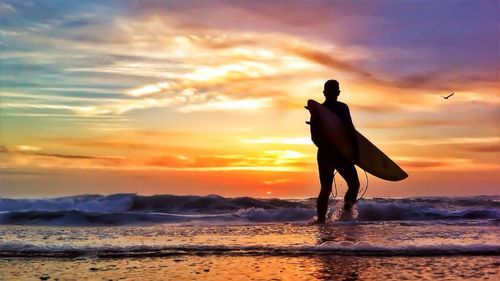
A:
[[1, 255, 498, 280]]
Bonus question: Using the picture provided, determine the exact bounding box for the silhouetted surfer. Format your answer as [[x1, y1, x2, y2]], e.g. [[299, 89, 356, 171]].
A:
[[310, 80, 360, 223]]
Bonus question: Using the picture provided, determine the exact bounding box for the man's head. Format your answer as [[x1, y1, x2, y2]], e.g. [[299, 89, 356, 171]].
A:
[[323, 79, 340, 100]]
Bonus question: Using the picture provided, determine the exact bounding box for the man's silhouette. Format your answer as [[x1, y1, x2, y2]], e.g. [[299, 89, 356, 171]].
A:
[[310, 80, 360, 223]]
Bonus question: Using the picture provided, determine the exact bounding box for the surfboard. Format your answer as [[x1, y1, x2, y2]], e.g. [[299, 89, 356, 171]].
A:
[[307, 99, 408, 181]]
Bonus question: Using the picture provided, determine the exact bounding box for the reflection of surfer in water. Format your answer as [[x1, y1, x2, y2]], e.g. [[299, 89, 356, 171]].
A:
[[310, 80, 360, 223]]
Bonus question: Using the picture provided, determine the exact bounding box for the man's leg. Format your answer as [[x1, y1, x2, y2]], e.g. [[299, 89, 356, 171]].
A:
[[317, 149, 334, 222], [336, 161, 360, 210]]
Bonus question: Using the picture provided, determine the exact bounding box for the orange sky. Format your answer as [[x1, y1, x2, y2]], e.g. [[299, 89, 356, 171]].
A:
[[0, 1, 498, 198]]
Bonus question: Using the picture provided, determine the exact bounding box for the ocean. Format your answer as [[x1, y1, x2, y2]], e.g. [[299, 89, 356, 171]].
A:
[[0, 194, 499, 280]]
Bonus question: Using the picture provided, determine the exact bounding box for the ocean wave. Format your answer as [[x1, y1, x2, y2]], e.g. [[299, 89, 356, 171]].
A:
[[0, 194, 498, 226], [356, 202, 499, 221], [0, 194, 309, 213], [0, 208, 316, 226], [0, 242, 498, 258]]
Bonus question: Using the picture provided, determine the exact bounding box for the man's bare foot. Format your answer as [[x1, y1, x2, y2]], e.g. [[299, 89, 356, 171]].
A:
[[343, 201, 354, 211], [308, 217, 326, 225]]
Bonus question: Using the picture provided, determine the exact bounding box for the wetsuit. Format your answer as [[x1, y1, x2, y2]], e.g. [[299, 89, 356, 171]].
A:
[[310, 99, 360, 220]]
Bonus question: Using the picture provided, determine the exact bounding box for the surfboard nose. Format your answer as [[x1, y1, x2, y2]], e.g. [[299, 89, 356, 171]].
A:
[[307, 99, 318, 108]]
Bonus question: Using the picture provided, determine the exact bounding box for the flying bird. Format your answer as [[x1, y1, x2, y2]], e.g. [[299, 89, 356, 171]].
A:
[[441, 92, 454, 99]]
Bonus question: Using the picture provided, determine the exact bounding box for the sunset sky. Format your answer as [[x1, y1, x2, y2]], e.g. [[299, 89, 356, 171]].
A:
[[0, 0, 498, 198]]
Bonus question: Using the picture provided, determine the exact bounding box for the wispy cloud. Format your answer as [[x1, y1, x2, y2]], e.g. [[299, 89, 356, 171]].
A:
[[14, 145, 42, 152], [178, 96, 272, 113], [456, 144, 499, 153], [243, 137, 311, 145], [6, 146, 125, 160], [362, 119, 461, 129], [384, 137, 500, 146], [395, 156, 498, 171], [263, 178, 292, 185], [38, 137, 157, 150], [286, 43, 373, 78], [30, 152, 123, 160], [0, 2, 15, 13]]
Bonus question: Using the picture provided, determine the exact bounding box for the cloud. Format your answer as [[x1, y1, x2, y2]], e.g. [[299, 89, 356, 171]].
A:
[[395, 156, 498, 171], [398, 159, 451, 169], [243, 137, 311, 145], [456, 144, 499, 153], [126, 82, 171, 97], [5, 10, 357, 117], [286, 43, 373, 78], [146, 155, 189, 167], [362, 119, 460, 129], [32, 152, 118, 160], [0, 2, 15, 14], [14, 145, 42, 152], [263, 178, 292, 185], [167, 150, 310, 170], [350, 103, 402, 113], [0, 94, 179, 116], [178, 96, 272, 113], [0, 144, 124, 160], [384, 137, 500, 146], [0, 169, 52, 176], [1, 28, 325, 116], [19, 150, 123, 160], [39, 138, 154, 150], [35, 132, 225, 157], [390, 71, 499, 93]]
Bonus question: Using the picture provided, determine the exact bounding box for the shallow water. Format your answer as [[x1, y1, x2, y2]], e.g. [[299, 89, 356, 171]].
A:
[[0, 223, 499, 257], [0, 195, 498, 280]]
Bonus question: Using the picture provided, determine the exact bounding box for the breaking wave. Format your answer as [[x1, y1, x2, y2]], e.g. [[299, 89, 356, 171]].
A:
[[0, 194, 498, 226]]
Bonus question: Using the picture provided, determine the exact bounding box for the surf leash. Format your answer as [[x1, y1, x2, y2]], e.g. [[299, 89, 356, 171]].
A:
[[332, 171, 338, 198], [331, 168, 368, 203], [356, 170, 368, 203]]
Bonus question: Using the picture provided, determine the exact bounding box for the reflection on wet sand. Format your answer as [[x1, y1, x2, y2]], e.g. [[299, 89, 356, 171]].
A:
[[313, 217, 364, 280], [1, 255, 497, 280]]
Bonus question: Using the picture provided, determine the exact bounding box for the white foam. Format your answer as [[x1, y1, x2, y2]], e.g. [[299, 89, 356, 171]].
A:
[[0, 242, 498, 257], [236, 207, 314, 222]]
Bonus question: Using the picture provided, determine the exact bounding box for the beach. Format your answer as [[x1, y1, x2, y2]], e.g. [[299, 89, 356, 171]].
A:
[[0, 195, 499, 280], [2, 255, 499, 280]]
